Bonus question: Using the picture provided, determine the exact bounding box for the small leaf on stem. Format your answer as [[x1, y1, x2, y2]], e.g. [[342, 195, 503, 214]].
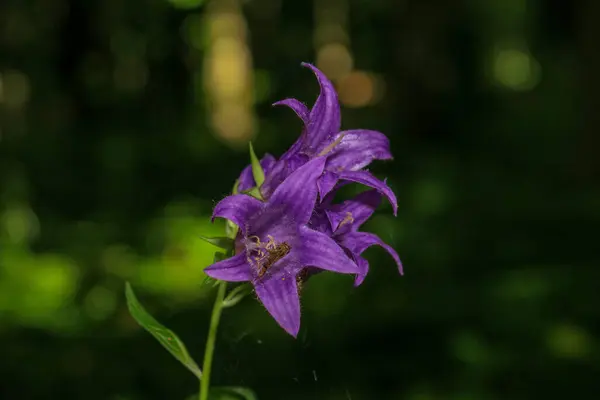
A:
[[241, 187, 263, 201], [222, 284, 253, 308], [248, 142, 265, 188], [198, 235, 234, 251], [232, 179, 240, 195], [125, 282, 202, 380]]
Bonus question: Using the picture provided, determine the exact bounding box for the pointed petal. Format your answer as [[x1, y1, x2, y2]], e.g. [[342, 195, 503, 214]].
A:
[[317, 171, 339, 200], [272, 98, 309, 124], [326, 189, 382, 232], [326, 130, 393, 171], [298, 226, 358, 274], [301, 63, 341, 153], [337, 170, 398, 215], [267, 157, 326, 225], [237, 154, 277, 192], [339, 231, 403, 275], [212, 194, 263, 229], [273, 99, 309, 162], [353, 256, 370, 286], [204, 253, 252, 282], [254, 268, 301, 337]]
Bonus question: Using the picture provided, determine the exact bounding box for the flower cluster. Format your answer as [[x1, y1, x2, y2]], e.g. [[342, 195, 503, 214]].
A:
[[204, 63, 402, 337]]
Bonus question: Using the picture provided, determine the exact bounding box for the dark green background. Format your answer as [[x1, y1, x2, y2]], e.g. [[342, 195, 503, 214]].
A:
[[1, 0, 598, 399]]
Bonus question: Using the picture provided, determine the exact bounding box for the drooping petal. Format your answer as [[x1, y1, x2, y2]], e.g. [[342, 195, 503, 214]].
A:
[[273, 98, 310, 161], [339, 231, 403, 275], [326, 189, 382, 233], [301, 63, 341, 153], [326, 130, 392, 171], [353, 256, 370, 286], [272, 98, 309, 124], [298, 226, 358, 274], [204, 253, 252, 282], [237, 154, 277, 192], [267, 157, 326, 225], [337, 170, 398, 215], [254, 268, 301, 337], [212, 194, 263, 229]]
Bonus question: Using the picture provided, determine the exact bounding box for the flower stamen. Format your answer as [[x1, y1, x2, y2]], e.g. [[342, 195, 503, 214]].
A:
[[338, 212, 354, 229], [317, 133, 346, 157], [246, 235, 292, 278]]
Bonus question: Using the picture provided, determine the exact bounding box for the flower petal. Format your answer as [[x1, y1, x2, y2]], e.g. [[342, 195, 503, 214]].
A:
[[238, 154, 277, 192], [307, 206, 333, 236], [339, 231, 403, 275], [212, 194, 263, 229], [317, 170, 339, 200], [267, 156, 326, 225], [337, 170, 398, 215], [204, 253, 252, 282], [254, 268, 301, 337], [326, 189, 382, 232], [353, 256, 370, 286], [301, 63, 341, 153], [298, 226, 358, 274], [326, 130, 392, 171], [260, 154, 310, 199], [272, 98, 309, 124]]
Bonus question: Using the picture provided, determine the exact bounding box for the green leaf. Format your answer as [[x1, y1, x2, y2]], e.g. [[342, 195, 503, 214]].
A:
[[198, 235, 234, 251], [124, 282, 202, 379], [241, 187, 263, 201], [222, 284, 253, 308], [209, 387, 258, 400], [225, 219, 239, 239], [248, 142, 265, 188], [232, 179, 241, 195], [203, 275, 218, 286], [225, 179, 243, 239]]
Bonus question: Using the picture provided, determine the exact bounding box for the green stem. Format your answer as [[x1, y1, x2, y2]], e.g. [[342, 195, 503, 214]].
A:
[[199, 281, 227, 400]]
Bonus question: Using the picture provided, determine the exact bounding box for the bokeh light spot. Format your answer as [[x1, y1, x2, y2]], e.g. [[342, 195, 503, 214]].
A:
[[316, 43, 353, 81], [547, 324, 592, 359], [1, 204, 39, 244], [493, 48, 541, 91], [451, 331, 490, 366], [338, 71, 378, 108], [84, 285, 118, 321], [0, 70, 31, 109]]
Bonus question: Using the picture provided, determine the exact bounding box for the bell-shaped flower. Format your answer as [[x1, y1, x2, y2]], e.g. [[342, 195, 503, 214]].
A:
[[235, 63, 398, 214], [204, 157, 359, 337], [304, 189, 403, 286]]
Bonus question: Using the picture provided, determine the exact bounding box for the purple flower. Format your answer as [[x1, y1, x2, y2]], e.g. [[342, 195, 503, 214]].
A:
[[236, 63, 398, 214], [320, 189, 403, 286], [204, 157, 359, 337], [297, 189, 402, 287]]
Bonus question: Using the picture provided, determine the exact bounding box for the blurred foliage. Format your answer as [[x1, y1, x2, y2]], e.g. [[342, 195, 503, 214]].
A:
[[0, 0, 598, 399]]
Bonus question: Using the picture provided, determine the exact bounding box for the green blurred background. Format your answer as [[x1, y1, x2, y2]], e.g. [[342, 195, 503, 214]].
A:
[[1, 0, 598, 398]]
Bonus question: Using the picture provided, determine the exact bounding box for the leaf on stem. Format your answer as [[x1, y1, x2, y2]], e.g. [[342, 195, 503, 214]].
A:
[[125, 282, 202, 380], [248, 142, 265, 188], [198, 235, 234, 251], [222, 284, 254, 308]]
